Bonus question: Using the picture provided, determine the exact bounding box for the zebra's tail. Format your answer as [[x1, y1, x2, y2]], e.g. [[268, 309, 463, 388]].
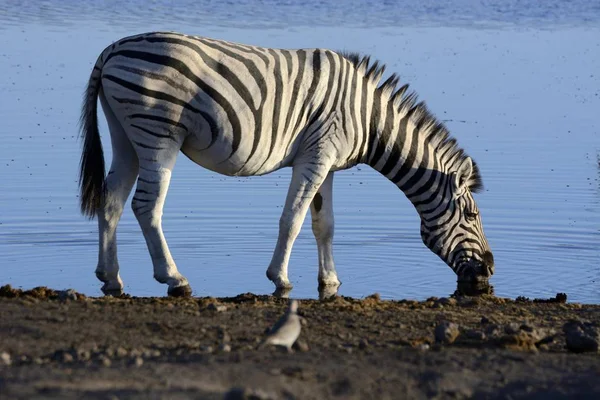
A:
[[78, 55, 106, 219]]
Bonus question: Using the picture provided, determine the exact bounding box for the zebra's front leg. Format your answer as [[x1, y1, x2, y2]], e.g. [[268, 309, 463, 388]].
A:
[[310, 172, 341, 291], [132, 162, 191, 297], [266, 163, 331, 290]]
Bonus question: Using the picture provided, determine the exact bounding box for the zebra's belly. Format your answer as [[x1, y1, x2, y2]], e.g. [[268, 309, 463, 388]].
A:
[[180, 135, 293, 177]]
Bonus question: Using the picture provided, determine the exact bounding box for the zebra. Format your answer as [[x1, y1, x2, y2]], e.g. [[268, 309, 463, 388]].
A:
[[78, 31, 494, 297]]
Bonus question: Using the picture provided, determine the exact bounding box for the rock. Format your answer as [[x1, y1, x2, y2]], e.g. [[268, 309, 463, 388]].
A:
[[496, 324, 556, 352], [201, 345, 214, 354], [0, 351, 11, 366], [52, 350, 74, 363], [207, 303, 227, 312], [416, 343, 430, 351], [358, 338, 369, 350], [221, 331, 232, 343], [480, 316, 490, 325], [563, 320, 599, 353], [58, 289, 78, 302], [133, 357, 144, 367], [220, 344, 232, 353], [464, 329, 486, 341], [504, 322, 521, 335], [292, 339, 310, 352], [77, 349, 91, 361], [437, 297, 458, 306], [223, 387, 276, 400], [484, 324, 503, 338], [98, 355, 111, 367], [115, 347, 128, 358], [434, 321, 460, 344]]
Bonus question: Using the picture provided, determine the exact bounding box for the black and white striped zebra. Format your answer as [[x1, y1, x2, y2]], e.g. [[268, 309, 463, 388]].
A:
[[78, 31, 494, 297]]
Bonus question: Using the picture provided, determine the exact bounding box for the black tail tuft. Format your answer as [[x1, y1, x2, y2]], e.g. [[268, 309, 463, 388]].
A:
[[78, 64, 106, 219]]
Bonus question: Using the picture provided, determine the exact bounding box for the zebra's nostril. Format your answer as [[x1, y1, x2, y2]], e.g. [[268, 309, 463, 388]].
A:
[[482, 251, 494, 267]]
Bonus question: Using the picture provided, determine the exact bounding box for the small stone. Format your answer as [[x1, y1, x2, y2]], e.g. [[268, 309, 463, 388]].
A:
[[220, 344, 232, 353], [115, 347, 128, 358], [480, 316, 490, 324], [77, 350, 91, 361], [224, 387, 276, 400], [485, 324, 503, 338], [133, 357, 144, 367], [33, 357, 44, 365], [504, 322, 521, 335], [563, 320, 599, 353], [207, 303, 227, 312], [292, 339, 310, 352], [53, 350, 74, 363], [464, 329, 486, 341], [358, 338, 369, 349], [435, 321, 460, 344], [437, 297, 458, 306], [0, 352, 11, 366], [57, 289, 78, 302], [202, 346, 214, 354], [98, 355, 111, 367], [416, 343, 430, 351]]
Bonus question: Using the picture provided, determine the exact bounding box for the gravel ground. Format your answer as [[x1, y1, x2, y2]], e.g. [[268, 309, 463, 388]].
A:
[[0, 285, 599, 399]]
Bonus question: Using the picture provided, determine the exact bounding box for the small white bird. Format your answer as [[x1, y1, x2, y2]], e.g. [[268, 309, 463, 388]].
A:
[[261, 299, 301, 352]]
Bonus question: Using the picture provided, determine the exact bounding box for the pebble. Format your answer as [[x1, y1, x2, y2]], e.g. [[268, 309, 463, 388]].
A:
[[220, 344, 232, 353], [434, 321, 460, 344], [464, 329, 486, 341], [224, 387, 276, 400], [98, 355, 111, 367], [292, 339, 310, 352], [416, 343, 430, 351], [563, 320, 599, 353], [207, 303, 227, 312], [440, 297, 458, 306], [358, 338, 369, 350], [57, 289, 78, 302], [133, 357, 144, 367], [0, 351, 11, 366]]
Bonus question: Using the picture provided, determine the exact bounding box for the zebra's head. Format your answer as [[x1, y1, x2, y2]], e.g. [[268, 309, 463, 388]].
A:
[[419, 157, 494, 283]]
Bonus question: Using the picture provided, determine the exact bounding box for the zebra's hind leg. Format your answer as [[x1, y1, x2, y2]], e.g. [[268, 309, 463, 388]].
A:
[[131, 152, 191, 297], [266, 162, 331, 291], [310, 172, 341, 296], [96, 97, 139, 296]]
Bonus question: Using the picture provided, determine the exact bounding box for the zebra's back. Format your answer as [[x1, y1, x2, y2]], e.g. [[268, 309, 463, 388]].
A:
[[99, 31, 341, 176]]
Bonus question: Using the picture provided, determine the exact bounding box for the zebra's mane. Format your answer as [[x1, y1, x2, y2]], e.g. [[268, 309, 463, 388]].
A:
[[338, 51, 483, 193]]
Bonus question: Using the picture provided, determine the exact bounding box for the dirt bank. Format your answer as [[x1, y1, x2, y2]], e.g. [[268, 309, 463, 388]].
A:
[[0, 286, 599, 399]]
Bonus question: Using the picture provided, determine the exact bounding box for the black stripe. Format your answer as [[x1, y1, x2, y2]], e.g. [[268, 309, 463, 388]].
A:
[[283, 50, 323, 157], [103, 73, 199, 115], [358, 74, 370, 162], [347, 67, 360, 161], [105, 50, 240, 157], [131, 138, 167, 150], [386, 107, 420, 181]]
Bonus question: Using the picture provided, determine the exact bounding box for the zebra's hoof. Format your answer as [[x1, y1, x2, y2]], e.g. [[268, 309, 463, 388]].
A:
[[101, 284, 124, 297], [168, 284, 192, 297], [318, 285, 339, 300], [273, 287, 292, 298]]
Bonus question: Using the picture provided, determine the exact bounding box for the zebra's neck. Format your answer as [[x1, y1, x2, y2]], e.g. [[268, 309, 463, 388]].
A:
[[364, 89, 451, 214]]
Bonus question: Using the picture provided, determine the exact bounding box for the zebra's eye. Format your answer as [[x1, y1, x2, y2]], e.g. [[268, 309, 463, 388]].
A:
[[465, 211, 479, 222]]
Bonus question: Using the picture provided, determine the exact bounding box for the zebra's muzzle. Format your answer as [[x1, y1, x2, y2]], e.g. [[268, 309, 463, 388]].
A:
[[456, 252, 494, 283]]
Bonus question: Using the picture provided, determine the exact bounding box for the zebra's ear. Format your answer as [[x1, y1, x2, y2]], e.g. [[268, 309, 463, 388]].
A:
[[452, 157, 473, 196]]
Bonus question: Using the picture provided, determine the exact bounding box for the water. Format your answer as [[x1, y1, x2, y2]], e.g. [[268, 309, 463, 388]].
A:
[[1, 1, 599, 302]]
